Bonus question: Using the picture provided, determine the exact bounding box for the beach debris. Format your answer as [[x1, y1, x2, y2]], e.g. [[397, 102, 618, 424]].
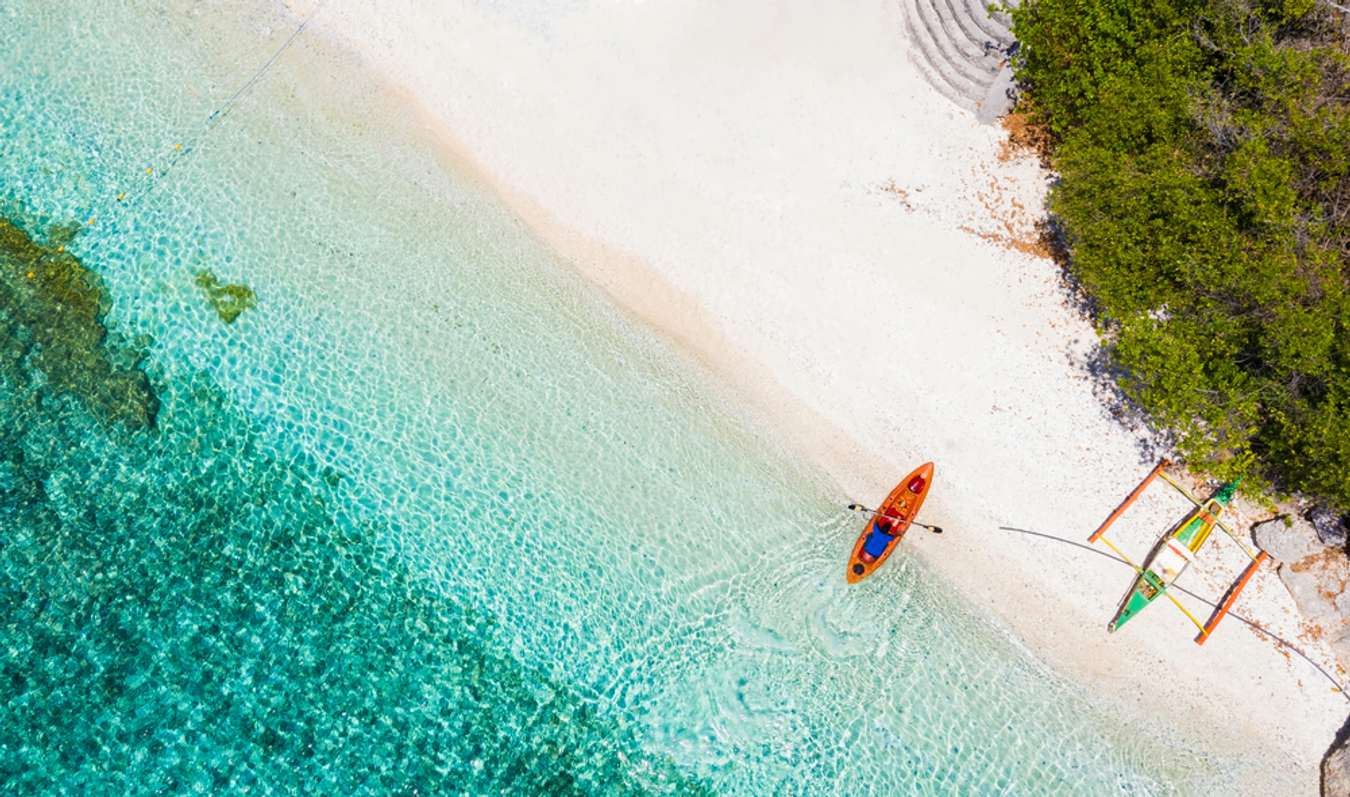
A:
[[960, 171, 1050, 258], [998, 112, 1052, 167], [878, 180, 916, 211], [195, 270, 256, 324]]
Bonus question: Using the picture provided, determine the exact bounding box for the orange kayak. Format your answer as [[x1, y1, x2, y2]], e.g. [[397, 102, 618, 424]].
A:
[[846, 462, 935, 584]]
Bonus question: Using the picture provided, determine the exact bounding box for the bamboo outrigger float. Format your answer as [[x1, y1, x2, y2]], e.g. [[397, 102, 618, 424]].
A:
[[1088, 459, 1270, 645]]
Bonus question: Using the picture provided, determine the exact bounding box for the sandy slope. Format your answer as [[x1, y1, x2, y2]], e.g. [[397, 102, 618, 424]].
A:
[[287, 0, 1345, 790]]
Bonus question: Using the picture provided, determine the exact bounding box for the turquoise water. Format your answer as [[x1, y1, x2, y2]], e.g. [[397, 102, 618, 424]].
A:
[[0, 2, 1232, 794]]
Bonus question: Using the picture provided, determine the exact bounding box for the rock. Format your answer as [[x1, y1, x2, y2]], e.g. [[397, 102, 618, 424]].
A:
[[976, 63, 1016, 125], [1329, 627, 1350, 687], [1326, 726, 1350, 797], [1257, 512, 1350, 797], [1254, 515, 1326, 564], [195, 270, 256, 324], [1255, 514, 1350, 671], [1309, 505, 1350, 549], [1280, 557, 1344, 627], [1276, 543, 1350, 674]]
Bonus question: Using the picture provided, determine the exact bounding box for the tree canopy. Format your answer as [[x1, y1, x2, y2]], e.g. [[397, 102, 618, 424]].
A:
[[1010, 0, 1350, 508]]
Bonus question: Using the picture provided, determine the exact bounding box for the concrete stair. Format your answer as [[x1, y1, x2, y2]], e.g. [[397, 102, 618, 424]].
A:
[[901, 0, 1018, 120]]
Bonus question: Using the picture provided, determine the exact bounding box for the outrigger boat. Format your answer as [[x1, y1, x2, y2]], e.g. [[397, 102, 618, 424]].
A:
[[1107, 479, 1238, 632], [1088, 460, 1269, 644], [845, 462, 935, 584]]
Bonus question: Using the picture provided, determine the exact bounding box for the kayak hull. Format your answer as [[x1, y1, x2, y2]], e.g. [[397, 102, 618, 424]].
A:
[[846, 462, 935, 584]]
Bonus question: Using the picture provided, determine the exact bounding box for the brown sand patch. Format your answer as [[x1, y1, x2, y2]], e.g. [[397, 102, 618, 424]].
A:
[[999, 111, 1054, 167], [960, 175, 1054, 258]]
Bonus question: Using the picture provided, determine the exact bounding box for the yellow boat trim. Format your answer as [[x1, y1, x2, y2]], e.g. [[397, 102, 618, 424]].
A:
[[1158, 471, 1262, 564], [1096, 533, 1207, 633]]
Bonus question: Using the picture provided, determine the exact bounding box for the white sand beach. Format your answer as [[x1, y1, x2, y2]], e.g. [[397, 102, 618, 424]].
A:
[[291, 0, 1344, 790]]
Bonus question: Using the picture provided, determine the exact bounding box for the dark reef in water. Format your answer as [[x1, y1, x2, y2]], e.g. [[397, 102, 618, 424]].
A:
[[0, 218, 709, 795], [195, 269, 255, 324], [0, 217, 158, 427]]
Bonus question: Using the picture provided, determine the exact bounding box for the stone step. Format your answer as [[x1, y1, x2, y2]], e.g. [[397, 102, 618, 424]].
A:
[[907, 23, 982, 106], [909, 0, 999, 85], [909, 50, 981, 112], [899, 0, 1020, 121], [962, 0, 1016, 43], [940, 0, 1006, 52], [903, 0, 987, 99], [924, 0, 998, 63]]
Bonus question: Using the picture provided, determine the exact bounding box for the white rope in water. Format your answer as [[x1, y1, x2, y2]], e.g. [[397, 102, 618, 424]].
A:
[[206, 0, 329, 130], [98, 0, 329, 217]]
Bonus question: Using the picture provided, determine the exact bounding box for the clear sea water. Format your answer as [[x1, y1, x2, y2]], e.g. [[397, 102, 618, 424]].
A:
[[0, 2, 1233, 794]]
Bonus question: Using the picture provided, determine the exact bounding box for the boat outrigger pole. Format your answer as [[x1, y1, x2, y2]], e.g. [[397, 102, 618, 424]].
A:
[[1196, 549, 1269, 645], [1089, 459, 1170, 543]]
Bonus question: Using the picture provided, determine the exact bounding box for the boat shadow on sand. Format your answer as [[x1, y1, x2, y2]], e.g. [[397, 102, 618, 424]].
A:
[[997, 525, 1349, 702]]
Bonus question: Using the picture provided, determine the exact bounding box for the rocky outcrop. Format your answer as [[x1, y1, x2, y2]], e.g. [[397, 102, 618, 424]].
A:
[[1255, 512, 1350, 796], [1326, 718, 1350, 797], [1255, 514, 1330, 563], [1310, 505, 1350, 548], [900, 0, 1019, 122], [1254, 514, 1350, 672]]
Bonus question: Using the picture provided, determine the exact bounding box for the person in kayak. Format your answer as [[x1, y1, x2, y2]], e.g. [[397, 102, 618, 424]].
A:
[[855, 474, 927, 568], [857, 515, 897, 565]]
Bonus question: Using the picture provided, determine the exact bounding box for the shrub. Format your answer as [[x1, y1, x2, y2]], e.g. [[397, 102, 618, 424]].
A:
[[1009, 0, 1350, 507]]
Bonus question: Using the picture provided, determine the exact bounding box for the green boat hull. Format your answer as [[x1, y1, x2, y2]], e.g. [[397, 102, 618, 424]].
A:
[[1108, 571, 1166, 632], [1107, 480, 1240, 633]]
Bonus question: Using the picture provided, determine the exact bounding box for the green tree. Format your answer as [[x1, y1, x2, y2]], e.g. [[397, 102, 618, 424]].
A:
[[1010, 0, 1350, 507]]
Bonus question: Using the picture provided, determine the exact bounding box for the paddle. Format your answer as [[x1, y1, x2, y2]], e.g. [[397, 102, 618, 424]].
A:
[[847, 503, 944, 534]]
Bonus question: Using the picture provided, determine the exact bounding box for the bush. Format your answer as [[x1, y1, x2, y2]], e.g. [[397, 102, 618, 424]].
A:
[[1009, 0, 1350, 507]]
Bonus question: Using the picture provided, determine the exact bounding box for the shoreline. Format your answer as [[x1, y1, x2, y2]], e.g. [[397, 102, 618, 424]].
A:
[[383, 82, 900, 519], [289, 0, 1344, 790]]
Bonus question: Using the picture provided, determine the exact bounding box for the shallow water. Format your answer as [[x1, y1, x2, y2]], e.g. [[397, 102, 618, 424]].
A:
[[2, 2, 1230, 794]]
